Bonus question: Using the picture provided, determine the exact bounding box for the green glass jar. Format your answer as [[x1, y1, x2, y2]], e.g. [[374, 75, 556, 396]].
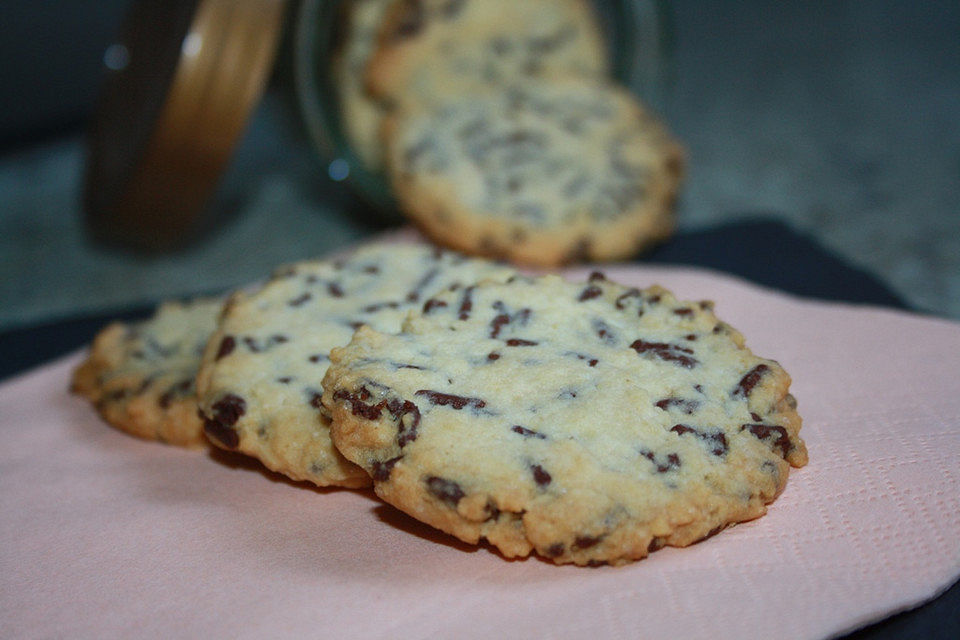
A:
[[293, 0, 673, 213]]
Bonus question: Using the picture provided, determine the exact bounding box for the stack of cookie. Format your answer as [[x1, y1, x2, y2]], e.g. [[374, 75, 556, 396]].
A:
[[334, 0, 685, 266], [73, 241, 807, 566]]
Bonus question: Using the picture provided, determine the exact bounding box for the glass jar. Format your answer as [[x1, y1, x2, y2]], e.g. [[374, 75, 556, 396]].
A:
[[292, 0, 673, 213]]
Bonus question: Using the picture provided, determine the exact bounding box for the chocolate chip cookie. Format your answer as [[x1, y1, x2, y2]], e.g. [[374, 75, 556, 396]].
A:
[[366, 0, 609, 107], [71, 297, 223, 448], [384, 77, 684, 266], [323, 272, 807, 565], [195, 242, 516, 488], [333, 0, 393, 171]]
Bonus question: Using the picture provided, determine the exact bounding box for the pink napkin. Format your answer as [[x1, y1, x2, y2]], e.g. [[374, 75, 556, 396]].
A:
[[2, 265, 958, 640]]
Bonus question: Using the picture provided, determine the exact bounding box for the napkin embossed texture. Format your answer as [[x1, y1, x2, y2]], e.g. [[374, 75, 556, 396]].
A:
[[1, 265, 958, 640]]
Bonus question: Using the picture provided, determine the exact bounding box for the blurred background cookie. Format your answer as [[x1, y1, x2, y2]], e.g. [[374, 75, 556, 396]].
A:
[[384, 78, 684, 266], [332, 0, 393, 172], [365, 0, 609, 107]]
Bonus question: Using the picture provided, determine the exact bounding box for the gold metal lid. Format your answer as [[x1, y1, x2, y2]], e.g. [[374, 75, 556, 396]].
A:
[[84, 0, 288, 250]]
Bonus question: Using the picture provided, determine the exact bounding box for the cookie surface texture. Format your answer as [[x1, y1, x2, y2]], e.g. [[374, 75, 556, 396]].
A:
[[195, 243, 516, 488], [367, 0, 609, 106], [385, 78, 684, 266], [71, 297, 223, 448], [333, 0, 393, 171], [323, 273, 807, 565]]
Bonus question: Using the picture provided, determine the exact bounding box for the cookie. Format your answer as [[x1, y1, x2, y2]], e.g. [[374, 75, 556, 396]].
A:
[[195, 242, 516, 488], [333, 0, 393, 171], [322, 272, 807, 565], [71, 297, 223, 448], [384, 77, 684, 266], [366, 0, 609, 107]]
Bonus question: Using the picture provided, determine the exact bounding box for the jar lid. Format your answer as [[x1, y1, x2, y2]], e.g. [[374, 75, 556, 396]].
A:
[[83, 0, 287, 250]]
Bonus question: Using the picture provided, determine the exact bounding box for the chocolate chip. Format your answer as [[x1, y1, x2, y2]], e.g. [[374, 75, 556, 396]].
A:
[[457, 285, 475, 320], [332, 390, 422, 446], [327, 282, 344, 298], [242, 334, 288, 353], [654, 397, 700, 414], [487, 352, 501, 361], [630, 339, 698, 368], [332, 389, 385, 420], [372, 456, 403, 482], [423, 299, 448, 313], [203, 417, 239, 449], [415, 390, 486, 410], [593, 319, 616, 344], [733, 364, 770, 399], [489, 313, 511, 338], [673, 307, 693, 316], [615, 288, 640, 309], [395, 401, 421, 447], [210, 394, 245, 427], [700, 524, 725, 542], [215, 335, 236, 360], [588, 271, 607, 282], [670, 424, 728, 456], [573, 535, 601, 550], [546, 543, 565, 557], [578, 285, 603, 301], [642, 449, 681, 473], [288, 292, 312, 307], [426, 476, 465, 506], [201, 394, 245, 448], [511, 425, 546, 439], [407, 267, 440, 303], [134, 376, 153, 395], [483, 500, 500, 521], [505, 338, 537, 347], [530, 464, 552, 487], [362, 301, 400, 313], [741, 423, 791, 458]]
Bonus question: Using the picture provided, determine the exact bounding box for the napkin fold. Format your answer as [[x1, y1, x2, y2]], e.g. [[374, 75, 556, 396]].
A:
[[1, 265, 958, 640]]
